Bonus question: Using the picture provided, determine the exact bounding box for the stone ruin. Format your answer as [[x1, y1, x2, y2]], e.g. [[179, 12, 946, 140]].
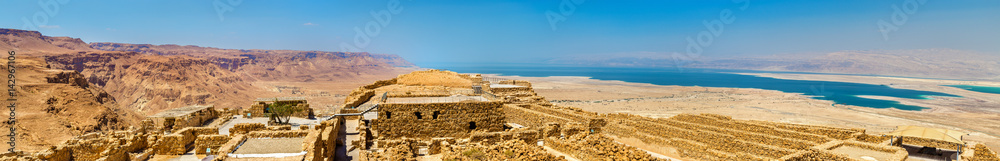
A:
[[247, 97, 315, 119], [373, 101, 505, 139], [147, 105, 219, 132]]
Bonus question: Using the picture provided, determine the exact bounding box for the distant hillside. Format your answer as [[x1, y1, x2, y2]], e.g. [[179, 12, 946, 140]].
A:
[[90, 42, 416, 82], [0, 29, 92, 54], [548, 49, 1000, 80], [43, 52, 261, 115]]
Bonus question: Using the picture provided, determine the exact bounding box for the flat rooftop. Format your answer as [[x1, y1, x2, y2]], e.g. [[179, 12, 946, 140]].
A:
[[148, 105, 213, 118], [384, 95, 489, 104], [491, 84, 525, 88]]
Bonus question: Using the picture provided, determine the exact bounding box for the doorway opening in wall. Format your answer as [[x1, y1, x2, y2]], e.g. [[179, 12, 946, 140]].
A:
[[469, 121, 477, 130], [432, 111, 440, 119], [415, 112, 423, 119], [385, 112, 391, 119]]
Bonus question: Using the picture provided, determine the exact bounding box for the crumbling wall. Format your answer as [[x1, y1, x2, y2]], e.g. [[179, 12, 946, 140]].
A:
[[343, 89, 375, 109], [497, 80, 532, 87], [854, 134, 890, 144], [267, 125, 292, 131], [373, 102, 505, 139], [441, 140, 562, 161], [228, 123, 266, 136], [246, 130, 310, 138], [971, 143, 1000, 161], [150, 106, 220, 132], [248, 100, 313, 118], [153, 127, 218, 155], [194, 135, 231, 155], [302, 129, 324, 161], [898, 136, 963, 150], [32, 130, 151, 161], [503, 104, 605, 132], [364, 139, 417, 161], [211, 134, 247, 161], [469, 130, 538, 145], [597, 113, 903, 160], [318, 118, 343, 161], [545, 132, 667, 161]]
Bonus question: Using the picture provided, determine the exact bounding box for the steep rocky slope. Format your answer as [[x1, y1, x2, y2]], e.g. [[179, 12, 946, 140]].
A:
[[0, 57, 141, 152], [43, 52, 260, 115]]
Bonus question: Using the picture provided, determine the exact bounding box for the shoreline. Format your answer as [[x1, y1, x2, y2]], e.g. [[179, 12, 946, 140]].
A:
[[488, 73, 1000, 151]]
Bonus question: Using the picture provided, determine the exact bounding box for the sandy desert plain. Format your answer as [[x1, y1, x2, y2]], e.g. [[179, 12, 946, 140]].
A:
[[483, 72, 1000, 152]]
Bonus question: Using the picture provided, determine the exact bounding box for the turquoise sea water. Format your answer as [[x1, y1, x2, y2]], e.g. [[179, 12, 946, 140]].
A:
[[430, 65, 959, 111], [944, 85, 1000, 94]]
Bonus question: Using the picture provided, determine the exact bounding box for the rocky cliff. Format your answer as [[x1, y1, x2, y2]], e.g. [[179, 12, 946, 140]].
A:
[[90, 42, 415, 82], [44, 52, 259, 115], [0, 29, 92, 55], [1, 57, 141, 152]]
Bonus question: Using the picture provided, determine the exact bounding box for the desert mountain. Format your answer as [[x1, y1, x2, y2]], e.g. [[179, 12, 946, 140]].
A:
[[90, 42, 415, 82], [0, 56, 141, 152], [43, 51, 261, 115], [0, 29, 92, 55], [548, 49, 1000, 80]]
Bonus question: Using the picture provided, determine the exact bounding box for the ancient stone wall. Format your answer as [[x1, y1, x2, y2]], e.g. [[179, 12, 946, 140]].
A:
[[211, 134, 246, 161], [899, 136, 964, 150], [469, 130, 539, 145], [373, 102, 505, 139], [497, 80, 532, 87], [318, 118, 343, 161], [267, 125, 293, 130], [153, 127, 218, 155], [302, 129, 324, 161], [441, 140, 562, 161], [343, 89, 375, 109], [971, 143, 1000, 161], [150, 107, 220, 132], [545, 132, 666, 161], [503, 104, 605, 132], [194, 135, 231, 155], [248, 100, 313, 118], [855, 133, 891, 144], [246, 130, 310, 138], [228, 123, 266, 136], [31, 130, 151, 161]]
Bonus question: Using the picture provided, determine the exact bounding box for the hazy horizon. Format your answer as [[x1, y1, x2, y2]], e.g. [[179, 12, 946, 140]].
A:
[[3, 0, 998, 66]]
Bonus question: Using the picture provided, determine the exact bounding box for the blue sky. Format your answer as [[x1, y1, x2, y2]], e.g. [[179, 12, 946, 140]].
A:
[[2, 0, 998, 66]]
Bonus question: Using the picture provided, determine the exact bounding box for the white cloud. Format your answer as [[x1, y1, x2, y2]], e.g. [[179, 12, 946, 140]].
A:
[[302, 22, 318, 26], [38, 25, 60, 29]]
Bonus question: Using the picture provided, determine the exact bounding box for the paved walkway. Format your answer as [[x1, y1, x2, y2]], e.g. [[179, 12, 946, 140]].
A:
[[335, 119, 361, 161]]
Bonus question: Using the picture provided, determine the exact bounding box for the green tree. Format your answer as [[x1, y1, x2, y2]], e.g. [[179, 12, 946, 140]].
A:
[[268, 98, 302, 124]]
